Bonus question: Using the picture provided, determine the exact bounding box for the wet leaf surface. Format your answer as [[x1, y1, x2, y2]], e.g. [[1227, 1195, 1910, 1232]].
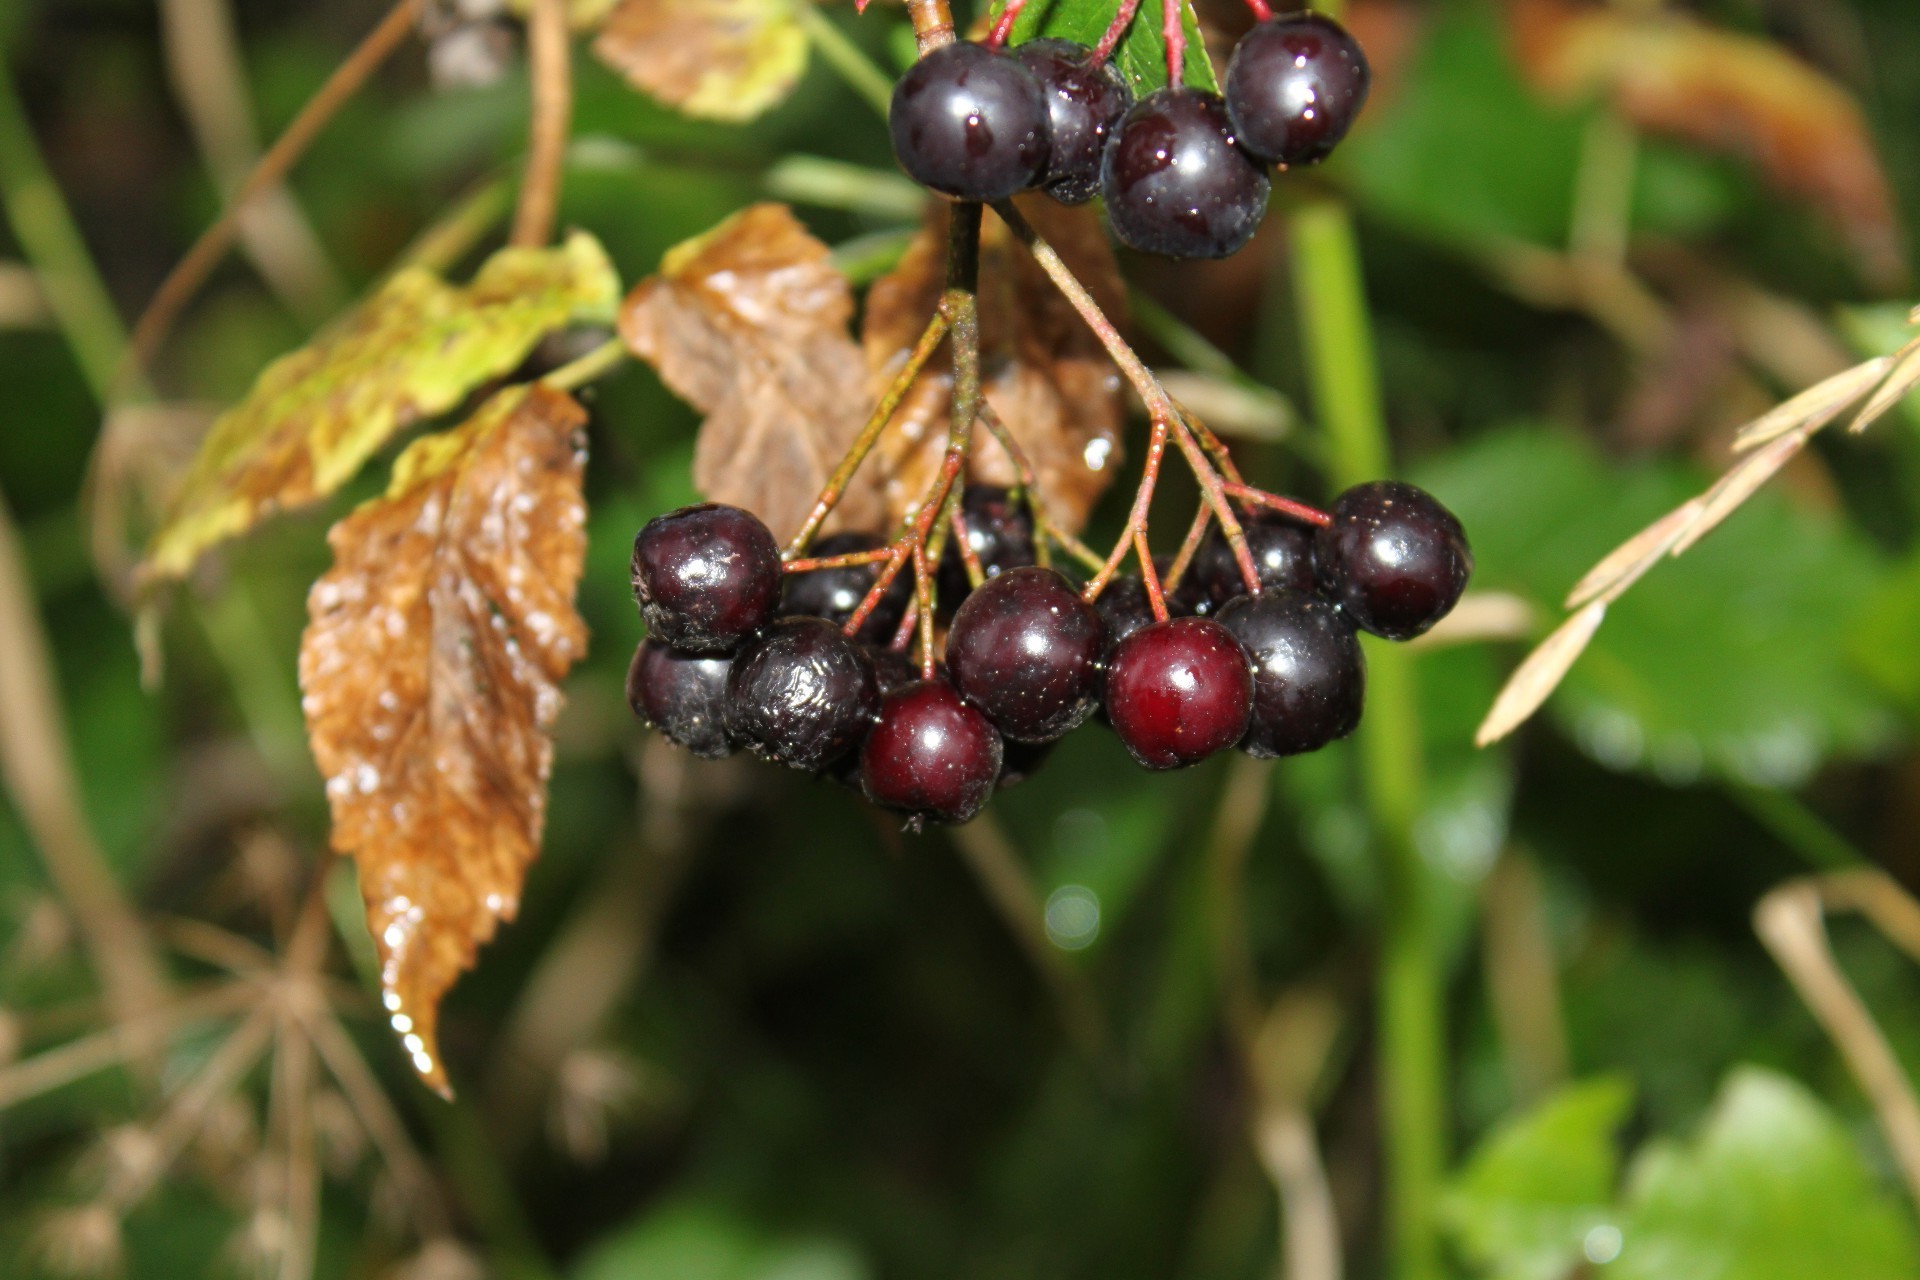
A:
[[298, 384, 589, 1095], [137, 234, 618, 594], [861, 198, 1125, 535], [619, 203, 884, 542], [593, 0, 808, 122]]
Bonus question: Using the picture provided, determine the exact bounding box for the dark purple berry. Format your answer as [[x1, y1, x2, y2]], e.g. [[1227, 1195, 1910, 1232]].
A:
[[1015, 38, 1132, 204], [724, 616, 879, 771], [1224, 12, 1370, 167], [889, 41, 1051, 202], [870, 646, 929, 698], [946, 566, 1102, 743], [1103, 617, 1253, 769], [784, 531, 912, 644], [1313, 481, 1472, 640], [1102, 87, 1270, 260], [626, 640, 735, 759], [1215, 591, 1363, 757], [860, 679, 1003, 827], [1192, 513, 1316, 609], [1093, 574, 1158, 655], [631, 503, 782, 653], [939, 484, 1038, 608]]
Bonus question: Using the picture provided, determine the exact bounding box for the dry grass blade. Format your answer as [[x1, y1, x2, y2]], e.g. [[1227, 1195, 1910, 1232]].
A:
[[1756, 876, 1920, 1213], [1563, 499, 1702, 610], [1848, 338, 1920, 435], [1668, 427, 1812, 556], [1733, 355, 1892, 450], [1476, 601, 1607, 748]]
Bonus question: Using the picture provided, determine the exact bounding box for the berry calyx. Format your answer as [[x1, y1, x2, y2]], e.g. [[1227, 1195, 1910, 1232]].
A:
[[1014, 38, 1132, 205], [946, 566, 1103, 743], [889, 41, 1051, 202], [626, 640, 735, 759], [1191, 513, 1316, 609], [1224, 12, 1370, 168], [859, 679, 1004, 828], [783, 531, 912, 643], [724, 616, 880, 771], [1313, 481, 1472, 640], [1102, 617, 1254, 769], [939, 484, 1038, 608], [631, 503, 782, 654], [1215, 592, 1363, 757], [1101, 87, 1270, 260]]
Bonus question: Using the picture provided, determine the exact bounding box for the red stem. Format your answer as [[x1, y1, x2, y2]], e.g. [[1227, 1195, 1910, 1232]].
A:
[[1243, 0, 1272, 20], [1164, 503, 1213, 589], [1091, 0, 1143, 65], [782, 547, 895, 574], [1136, 529, 1170, 622], [1222, 482, 1332, 528], [1162, 0, 1185, 86], [986, 0, 1025, 48], [1083, 414, 1170, 601]]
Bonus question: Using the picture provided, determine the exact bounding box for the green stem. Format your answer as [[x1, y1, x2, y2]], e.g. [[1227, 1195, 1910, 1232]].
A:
[[1292, 198, 1442, 1280], [0, 44, 145, 405], [800, 5, 895, 119], [1729, 782, 1862, 872]]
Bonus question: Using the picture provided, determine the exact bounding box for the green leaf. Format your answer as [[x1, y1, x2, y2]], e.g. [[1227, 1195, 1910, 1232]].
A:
[[136, 232, 620, 592], [1002, 0, 1217, 96], [1612, 1067, 1920, 1280], [1442, 1077, 1633, 1280], [1421, 425, 1896, 786], [574, 1197, 871, 1280]]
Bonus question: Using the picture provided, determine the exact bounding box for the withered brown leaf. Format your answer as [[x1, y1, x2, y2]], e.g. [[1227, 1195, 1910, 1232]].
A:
[[619, 203, 883, 542], [862, 198, 1126, 534], [593, 0, 807, 123], [1508, 0, 1905, 287], [299, 384, 588, 1096]]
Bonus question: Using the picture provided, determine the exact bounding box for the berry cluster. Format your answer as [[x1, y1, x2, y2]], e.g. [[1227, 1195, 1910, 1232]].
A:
[[887, 12, 1370, 260], [626, 480, 1470, 829]]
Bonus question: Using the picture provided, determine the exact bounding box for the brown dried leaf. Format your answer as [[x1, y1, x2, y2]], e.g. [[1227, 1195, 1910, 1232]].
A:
[[619, 204, 882, 542], [1734, 355, 1893, 451], [1848, 341, 1920, 436], [1669, 429, 1812, 556], [1476, 601, 1607, 748], [592, 0, 806, 122], [862, 198, 1126, 534], [1563, 498, 1703, 610], [299, 384, 589, 1096], [1509, 0, 1905, 286]]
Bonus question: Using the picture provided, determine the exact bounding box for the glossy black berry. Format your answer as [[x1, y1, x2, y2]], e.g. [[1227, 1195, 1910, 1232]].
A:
[[889, 41, 1050, 202], [939, 484, 1038, 608], [631, 503, 781, 654], [1215, 592, 1363, 757], [946, 566, 1102, 743], [860, 679, 1004, 828], [784, 531, 912, 644], [1015, 38, 1132, 204], [1313, 481, 1472, 640], [1103, 617, 1253, 769], [1102, 87, 1270, 260], [1224, 12, 1370, 167], [626, 640, 734, 759], [724, 616, 879, 771], [1192, 513, 1316, 610]]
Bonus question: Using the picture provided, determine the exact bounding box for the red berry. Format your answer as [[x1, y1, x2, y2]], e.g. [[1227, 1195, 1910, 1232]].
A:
[[1313, 481, 1472, 640], [1103, 617, 1253, 769], [631, 503, 782, 653], [1215, 591, 1363, 757], [946, 566, 1102, 743], [860, 679, 1003, 827]]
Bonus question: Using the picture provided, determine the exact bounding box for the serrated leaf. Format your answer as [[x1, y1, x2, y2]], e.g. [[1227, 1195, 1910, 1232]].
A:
[[861, 198, 1124, 534], [136, 233, 618, 593], [1431, 427, 1894, 785], [1612, 1067, 1920, 1280], [1441, 1077, 1634, 1280], [593, 0, 808, 122], [619, 203, 885, 542], [298, 384, 589, 1096], [1003, 0, 1217, 96]]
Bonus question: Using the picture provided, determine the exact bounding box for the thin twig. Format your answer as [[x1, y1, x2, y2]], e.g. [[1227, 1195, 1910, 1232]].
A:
[[511, 0, 573, 248]]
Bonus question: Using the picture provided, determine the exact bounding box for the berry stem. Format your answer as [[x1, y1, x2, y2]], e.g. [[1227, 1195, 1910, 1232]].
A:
[[1090, 0, 1143, 65], [1084, 413, 1169, 601], [787, 309, 951, 557], [1241, 0, 1272, 20], [1222, 482, 1333, 528], [1135, 529, 1170, 621], [781, 546, 896, 575], [1161, 0, 1186, 88], [905, 0, 958, 54], [1041, 519, 1107, 574], [912, 542, 937, 677], [1168, 413, 1264, 594], [950, 509, 988, 588], [985, 0, 1026, 49], [1163, 503, 1213, 589], [975, 400, 1054, 570]]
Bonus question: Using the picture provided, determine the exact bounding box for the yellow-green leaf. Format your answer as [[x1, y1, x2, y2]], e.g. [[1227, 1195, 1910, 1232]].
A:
[[592, 0, 808, 123], [135, 232, 618, 593]]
